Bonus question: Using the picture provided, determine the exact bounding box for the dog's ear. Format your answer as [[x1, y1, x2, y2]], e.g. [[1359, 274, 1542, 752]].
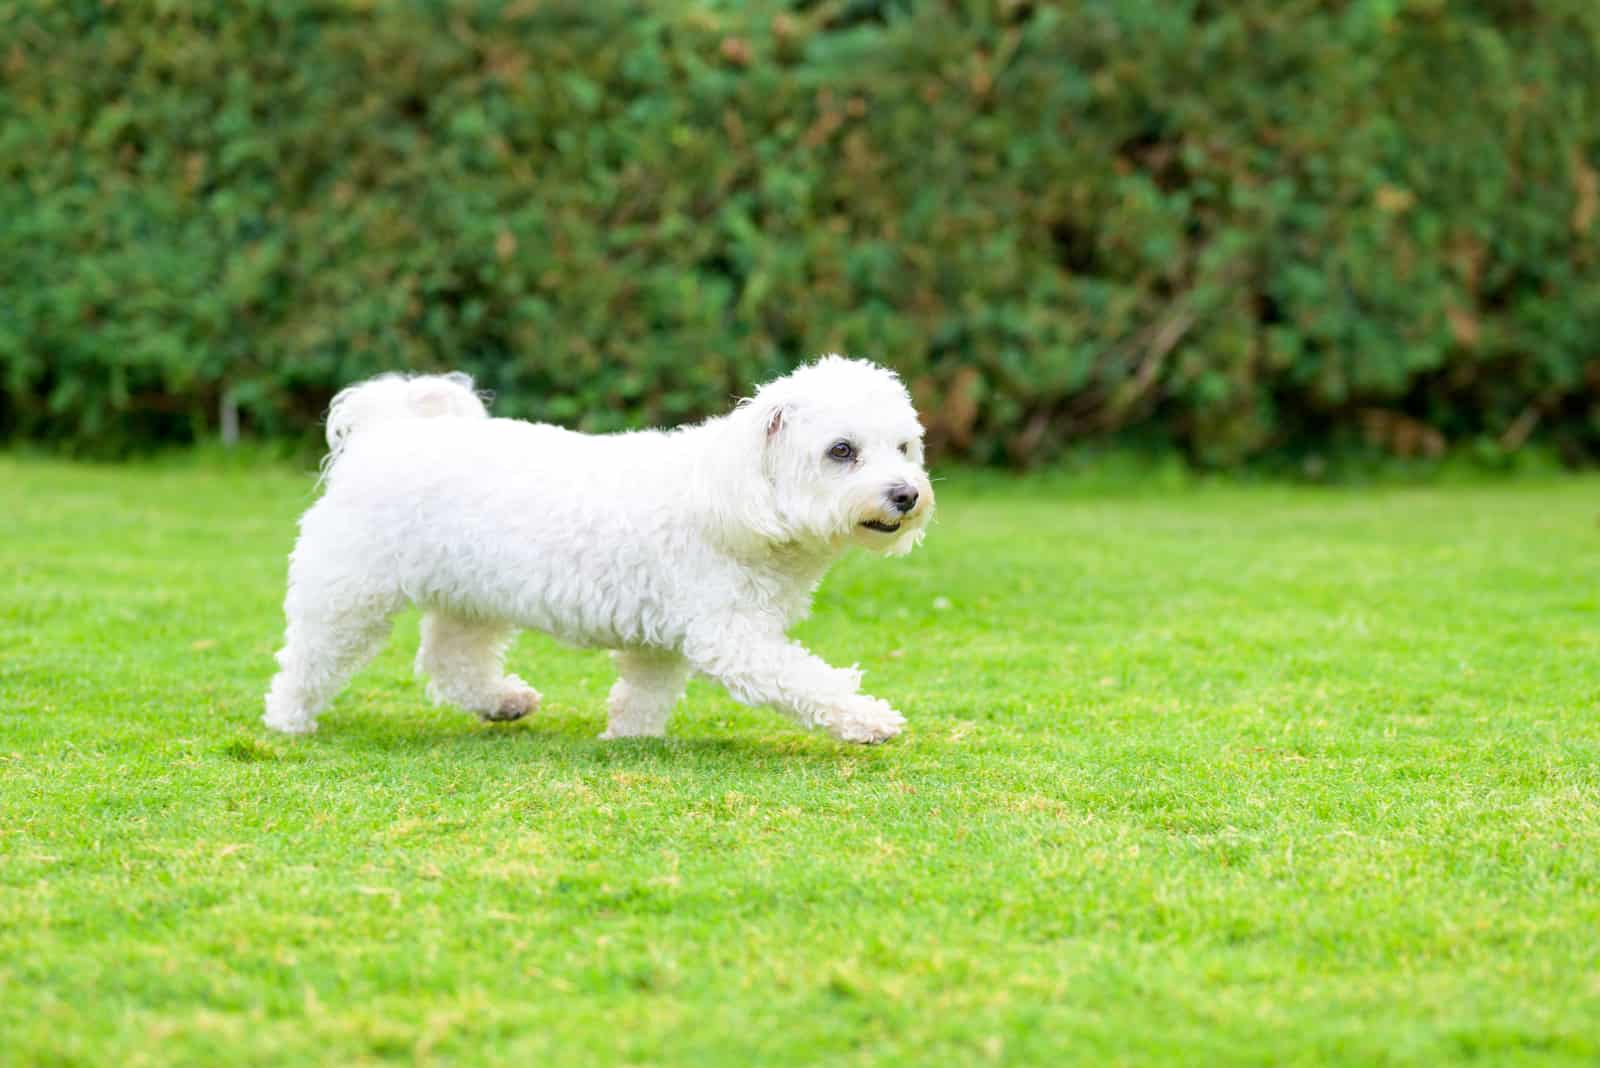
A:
[[697, 399, 792, 552]]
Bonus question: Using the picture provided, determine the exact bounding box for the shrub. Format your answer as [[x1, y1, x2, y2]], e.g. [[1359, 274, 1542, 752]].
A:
[[2, 0, 1597, 464]]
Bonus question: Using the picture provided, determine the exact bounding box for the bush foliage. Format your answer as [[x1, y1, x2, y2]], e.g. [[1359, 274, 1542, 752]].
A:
[[3, 0, 1598, 464]]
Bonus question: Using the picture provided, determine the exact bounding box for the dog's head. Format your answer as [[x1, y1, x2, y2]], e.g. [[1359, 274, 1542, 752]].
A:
[[714, 356, 935, 557]]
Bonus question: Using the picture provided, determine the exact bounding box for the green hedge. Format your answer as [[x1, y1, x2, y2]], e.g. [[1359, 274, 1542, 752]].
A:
[[3, 0, 1598, 464]]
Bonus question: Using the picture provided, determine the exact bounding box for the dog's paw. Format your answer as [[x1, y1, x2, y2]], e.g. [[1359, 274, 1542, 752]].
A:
[[262, 712, 317, 735], [822, 696, 906, 744], [597, 725, 667, 741], [480, 680, 541, 723]]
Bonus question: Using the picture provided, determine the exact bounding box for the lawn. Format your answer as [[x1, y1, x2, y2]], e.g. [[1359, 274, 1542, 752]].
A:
[[3, 455, 1599, 1066]]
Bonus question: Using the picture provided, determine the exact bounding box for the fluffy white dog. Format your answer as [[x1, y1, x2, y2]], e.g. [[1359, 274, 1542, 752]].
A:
[[263, 356, 935, 744]]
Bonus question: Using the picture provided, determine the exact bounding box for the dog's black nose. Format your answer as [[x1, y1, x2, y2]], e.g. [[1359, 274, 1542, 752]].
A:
[[888, 483, 919, 513]]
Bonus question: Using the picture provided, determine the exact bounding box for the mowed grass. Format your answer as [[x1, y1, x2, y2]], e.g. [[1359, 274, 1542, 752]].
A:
[[3, 455, 1600, 1067]]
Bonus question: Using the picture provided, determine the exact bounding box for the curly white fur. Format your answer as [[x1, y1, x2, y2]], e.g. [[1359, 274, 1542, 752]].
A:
[[263, 356, 935, 744]]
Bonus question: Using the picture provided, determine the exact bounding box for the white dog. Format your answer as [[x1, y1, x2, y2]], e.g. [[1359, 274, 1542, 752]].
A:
[[263, 356, 935, 744]]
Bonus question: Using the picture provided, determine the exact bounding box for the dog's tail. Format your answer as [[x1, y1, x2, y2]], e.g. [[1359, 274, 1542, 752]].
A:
[[324, 372, 488, 461]]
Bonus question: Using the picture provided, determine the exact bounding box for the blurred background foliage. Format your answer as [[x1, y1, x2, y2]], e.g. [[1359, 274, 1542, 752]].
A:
[[2, 0, 1597, 465]]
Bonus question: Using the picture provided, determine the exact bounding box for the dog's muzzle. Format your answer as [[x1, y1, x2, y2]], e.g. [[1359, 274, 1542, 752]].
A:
[[860, 483, 922, 533]]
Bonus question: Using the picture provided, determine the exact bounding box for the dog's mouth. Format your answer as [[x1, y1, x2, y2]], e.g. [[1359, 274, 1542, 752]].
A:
[[860, 519, 902, 534]]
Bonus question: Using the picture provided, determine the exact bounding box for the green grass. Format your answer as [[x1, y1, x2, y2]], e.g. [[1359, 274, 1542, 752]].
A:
[[4, 455, 1600, 1066]]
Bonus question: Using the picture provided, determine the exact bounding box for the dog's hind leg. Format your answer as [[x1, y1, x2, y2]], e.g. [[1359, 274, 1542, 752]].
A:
[[415, 611, 539, 723], [601, 649, 690, 740], [264, 594, 396, 735]]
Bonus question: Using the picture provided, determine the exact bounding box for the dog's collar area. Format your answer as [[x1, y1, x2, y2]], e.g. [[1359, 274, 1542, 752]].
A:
[[861, 519, 902, 533]]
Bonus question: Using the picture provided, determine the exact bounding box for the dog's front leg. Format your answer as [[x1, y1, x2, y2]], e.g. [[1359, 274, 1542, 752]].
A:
[[684, 623, 906, 743]]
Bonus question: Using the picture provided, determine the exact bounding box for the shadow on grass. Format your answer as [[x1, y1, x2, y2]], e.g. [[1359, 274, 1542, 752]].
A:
[[256, 710, 876, 770]]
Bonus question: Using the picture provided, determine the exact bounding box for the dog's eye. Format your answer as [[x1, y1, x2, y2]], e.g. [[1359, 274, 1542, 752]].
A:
[[898, 442, 910, 456], [828, 440, 856, 462]]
